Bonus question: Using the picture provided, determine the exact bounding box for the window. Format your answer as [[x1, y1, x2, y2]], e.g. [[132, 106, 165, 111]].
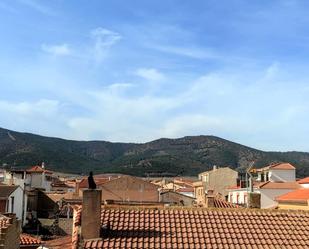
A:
[[10, 196, 14, 213], [203, 174, 209, 183], [265, 172, 269, 181]]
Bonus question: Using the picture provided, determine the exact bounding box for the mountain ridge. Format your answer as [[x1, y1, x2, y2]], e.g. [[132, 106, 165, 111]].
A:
[[0, 127, 308, 177]]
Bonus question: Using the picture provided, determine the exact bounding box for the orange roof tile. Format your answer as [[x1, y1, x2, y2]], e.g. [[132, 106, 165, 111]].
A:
[[175, 187, 194, 193], [269, 162, 296, 170], [20, 234, 41, 246], [26, 165, 53, 174], [298, 177, 309, 184], [43, 236, 72, 249], [78, 175, 120, 188], [258, 181, 301, 189], [214, 198, 241, 208], [75, 206, 309, 249], [276, 188, 309, 203]]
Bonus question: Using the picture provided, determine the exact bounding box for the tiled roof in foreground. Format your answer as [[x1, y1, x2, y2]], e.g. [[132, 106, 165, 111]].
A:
[[20, 234, 41, 246], [76, 206, 309, 249]]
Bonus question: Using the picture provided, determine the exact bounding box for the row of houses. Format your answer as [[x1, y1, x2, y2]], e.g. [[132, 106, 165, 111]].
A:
[[1, 161, 309, 248]]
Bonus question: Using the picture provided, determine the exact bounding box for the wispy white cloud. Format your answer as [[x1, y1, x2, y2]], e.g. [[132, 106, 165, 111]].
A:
[[0, 99, 60, 118], [90, 27, 122, 63], [41, 43, 71, 56], [134, 68, 165, 81], [152, 44, 220, 60], [0, 99, 68, 136]]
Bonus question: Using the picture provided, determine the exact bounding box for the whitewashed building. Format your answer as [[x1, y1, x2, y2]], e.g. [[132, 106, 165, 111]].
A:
[[228, 162, 301, 208], [0, 185, 27, 224], [3, 164, 53, 191]]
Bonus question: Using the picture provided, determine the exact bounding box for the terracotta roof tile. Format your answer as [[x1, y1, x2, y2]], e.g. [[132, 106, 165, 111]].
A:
[[20, 234, 41, 246], [78, 174, 121, 188], [276, 188, 309, 203], [43, 235, 72, 249], [175, 187, 194, 193], [74, 206, 309, 249], [269, 162, 295, 170], [214, 198, 241, 208], [0, 185, 19, 197], [298, 177, 309, 184], [258, 162, 296, 171], [26, 165, 53, 174]]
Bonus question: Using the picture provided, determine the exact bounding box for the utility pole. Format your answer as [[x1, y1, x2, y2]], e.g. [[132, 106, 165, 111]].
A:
[[246, 161, 255, 207]]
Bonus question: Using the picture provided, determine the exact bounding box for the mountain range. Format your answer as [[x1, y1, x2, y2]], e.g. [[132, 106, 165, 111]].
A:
[[0, 127, 308, 177]]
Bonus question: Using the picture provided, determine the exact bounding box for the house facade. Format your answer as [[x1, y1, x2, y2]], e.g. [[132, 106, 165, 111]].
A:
[[2, 165, 53, 192], [198, 166, 238, 198], [0, 185, 27, 224], [228, 162, 300, 208]]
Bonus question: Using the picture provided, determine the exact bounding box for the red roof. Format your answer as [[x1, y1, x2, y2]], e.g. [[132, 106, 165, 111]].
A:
[[269, 162, 296, 170], [75, 206, 309, 249], [298, 177, 309, 184], [20, 234, 41, 246], [43, 235, 72, 249], [214, 198, 241, 209], [258, 181, 301, 189], [78, 174, 120, 188], [176, 187, 194, 193], [257, 162, 296, 172], [276, 188, 309, 203], [26, 165, 53, 174]]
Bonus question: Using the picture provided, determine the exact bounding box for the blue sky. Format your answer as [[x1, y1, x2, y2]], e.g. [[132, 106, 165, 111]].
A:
[[1, 0, 309, 151]]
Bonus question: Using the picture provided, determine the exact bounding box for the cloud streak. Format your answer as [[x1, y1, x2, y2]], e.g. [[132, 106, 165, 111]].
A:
[[41, 43, 71, 56], [90, 27, 122, 63], [135, 68, 165, 81]]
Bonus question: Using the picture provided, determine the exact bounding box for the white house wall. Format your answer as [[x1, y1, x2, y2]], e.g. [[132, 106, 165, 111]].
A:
[[260, 189, 295, 209], [269, 169, 295, 182], [228, 190, 248, 205], [300, 183, 309, 189], [7, 187, 26, 223]]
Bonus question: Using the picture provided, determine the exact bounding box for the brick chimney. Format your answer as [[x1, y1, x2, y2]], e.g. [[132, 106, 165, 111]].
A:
[[75, 179, 81, 198], [81, 189, 102, 240], [206, 189, 215, 208]]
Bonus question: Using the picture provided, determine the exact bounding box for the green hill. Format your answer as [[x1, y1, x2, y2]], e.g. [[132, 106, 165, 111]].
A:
[[0, 127, 308, 177]]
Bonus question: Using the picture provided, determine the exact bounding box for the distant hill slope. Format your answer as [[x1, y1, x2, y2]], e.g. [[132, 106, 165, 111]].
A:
[[0, 127, 308, 177]]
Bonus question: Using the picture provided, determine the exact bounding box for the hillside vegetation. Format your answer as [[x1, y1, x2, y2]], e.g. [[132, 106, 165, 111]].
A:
[[0, 128, 308, 177]]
